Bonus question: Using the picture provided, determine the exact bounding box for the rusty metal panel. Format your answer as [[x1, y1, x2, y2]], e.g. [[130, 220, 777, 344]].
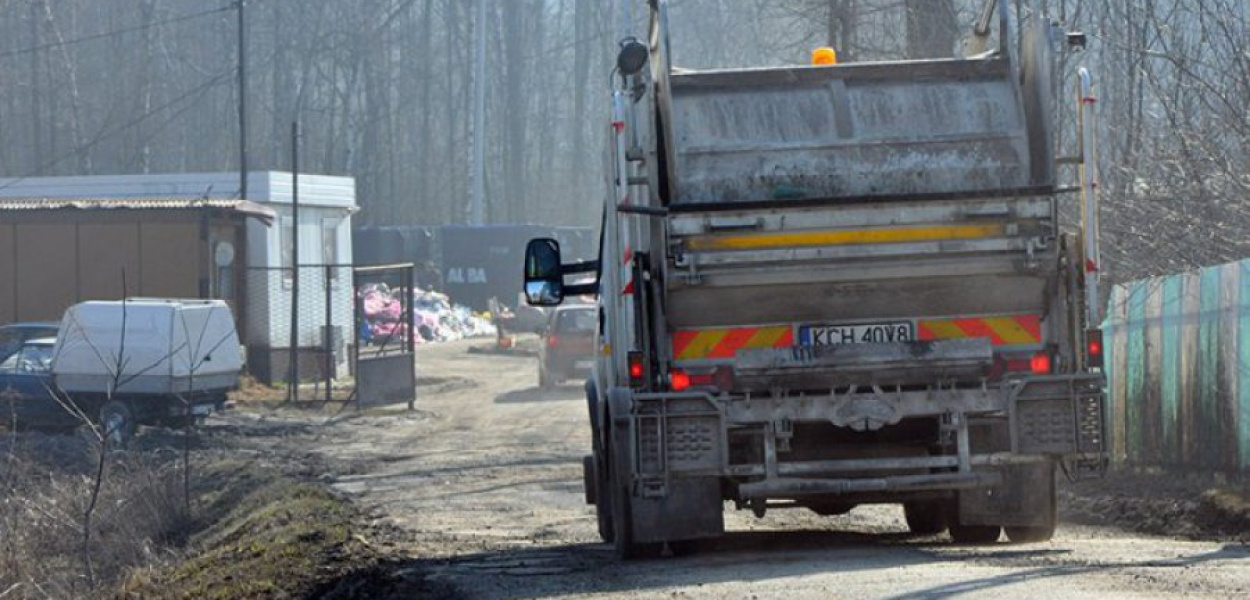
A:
[[1106, 259, 1249, 472], [139, 222, 201, 298], [0, 224, 14, 323], [77, 223, 142, 301], [667, 58, 1047, 206], [15, 224, 77, 322]]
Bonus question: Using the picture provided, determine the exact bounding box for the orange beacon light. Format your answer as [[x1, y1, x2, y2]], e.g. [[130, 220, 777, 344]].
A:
[[812, 47, 838, 66]]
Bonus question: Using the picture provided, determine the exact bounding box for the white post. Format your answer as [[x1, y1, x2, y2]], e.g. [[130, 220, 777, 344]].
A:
[[1078, 68, 1102, 327]]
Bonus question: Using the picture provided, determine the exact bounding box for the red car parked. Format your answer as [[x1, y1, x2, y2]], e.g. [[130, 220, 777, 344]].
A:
[[538, 305, 597, 388]]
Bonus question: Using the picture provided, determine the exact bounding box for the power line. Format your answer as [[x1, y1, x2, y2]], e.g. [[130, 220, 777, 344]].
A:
[[0, 71, 234, 194], [0, 5, 234, 61]]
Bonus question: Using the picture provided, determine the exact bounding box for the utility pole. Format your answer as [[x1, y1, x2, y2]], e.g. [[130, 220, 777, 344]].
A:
[[288, 122, 301, 403], [237, 0, 249, 200], [468, 0, 487, 225]]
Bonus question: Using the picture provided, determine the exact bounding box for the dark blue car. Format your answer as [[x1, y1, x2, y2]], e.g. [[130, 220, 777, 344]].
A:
[[0, 338, 79, 432], [0, 322, 60, 363]]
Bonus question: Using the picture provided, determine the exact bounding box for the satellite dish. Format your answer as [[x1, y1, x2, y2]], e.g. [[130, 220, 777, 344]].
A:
[[214, 241, 236, 267]]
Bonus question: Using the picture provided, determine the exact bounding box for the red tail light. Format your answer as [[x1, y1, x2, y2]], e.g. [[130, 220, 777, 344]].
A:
[[1030, 352, 1052, 375], [670, 367, 734, 392], [1003, 358, 1034, 373], [1086, 329, 1104, 368], [546, 334, 560, 348], [628, 351, 645, 387], [670, 370, 691, 392]]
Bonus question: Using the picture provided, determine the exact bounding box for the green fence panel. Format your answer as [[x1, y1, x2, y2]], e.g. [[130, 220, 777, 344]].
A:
[[1241, 261, 1250, 470], [1160, 276, 1182, 462], [1106, 258, 1249, 472]]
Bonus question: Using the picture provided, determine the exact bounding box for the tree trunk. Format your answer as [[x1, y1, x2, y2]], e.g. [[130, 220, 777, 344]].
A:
[[904, 0, 957, 59]]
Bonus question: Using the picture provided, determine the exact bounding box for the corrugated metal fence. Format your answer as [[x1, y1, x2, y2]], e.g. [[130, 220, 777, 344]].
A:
[[1104, 258, 1250, 472]]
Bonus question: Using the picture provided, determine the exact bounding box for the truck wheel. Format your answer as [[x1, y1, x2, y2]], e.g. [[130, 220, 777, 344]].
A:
[[583, 455, 597, 505], [609, 450, 660, 559], [99, 400, 135, 447], [1004, 523, 1056, 543], [904, 501, 948, 535], [595, 453, 615, 544], [949, 523, 1001, 545], [609, 395, 661, 559], [585, 381, 615, 543], [539, 367, 553, 389]]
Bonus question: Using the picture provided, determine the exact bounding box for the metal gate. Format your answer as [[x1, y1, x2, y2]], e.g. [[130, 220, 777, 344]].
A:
[[354, 264, 417, 409]]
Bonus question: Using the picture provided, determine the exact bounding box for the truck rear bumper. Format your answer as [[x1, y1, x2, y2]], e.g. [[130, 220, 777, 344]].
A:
[[624, 372, 1106, 501], [737, 471, 999, 501]]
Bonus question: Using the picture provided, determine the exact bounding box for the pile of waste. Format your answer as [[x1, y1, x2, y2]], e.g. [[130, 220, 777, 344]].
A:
[[359, 284, 496, 346]]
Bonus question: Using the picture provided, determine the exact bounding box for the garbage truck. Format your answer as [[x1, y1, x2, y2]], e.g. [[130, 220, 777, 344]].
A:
[[524, 0, 1107, 558]]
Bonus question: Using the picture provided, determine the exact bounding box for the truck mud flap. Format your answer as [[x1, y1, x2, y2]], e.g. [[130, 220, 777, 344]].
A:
[[629, 477, 725, 544], [959, 462, 1055, 528]]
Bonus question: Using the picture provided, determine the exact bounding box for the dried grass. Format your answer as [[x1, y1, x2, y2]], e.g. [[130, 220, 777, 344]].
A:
[[0, 433, 190, 600]]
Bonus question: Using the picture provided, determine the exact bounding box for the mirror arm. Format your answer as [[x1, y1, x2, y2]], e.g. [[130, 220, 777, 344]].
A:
[[564, 283, 600, 297], [561, 260, 601, 275], [617, 203, 668, 217]]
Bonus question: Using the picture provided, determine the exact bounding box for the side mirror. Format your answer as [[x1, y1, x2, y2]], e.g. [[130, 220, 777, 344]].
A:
[[617, 37, 649, 76], [524, 238, 565, 307]]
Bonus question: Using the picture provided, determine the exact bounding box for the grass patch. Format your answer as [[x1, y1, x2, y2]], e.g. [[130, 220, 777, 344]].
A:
[[120, 461, 383, 600]]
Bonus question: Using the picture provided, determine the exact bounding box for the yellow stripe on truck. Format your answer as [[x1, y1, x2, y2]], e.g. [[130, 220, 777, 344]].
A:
[[676, 329, 730, 361], [982, 317, 1038, 345], [921, 320, 968, 341], [673, 326, 794, 361], [685, 223, 1006, 252], [917, 315, 1043, 346], [744, 327, 789, 351]]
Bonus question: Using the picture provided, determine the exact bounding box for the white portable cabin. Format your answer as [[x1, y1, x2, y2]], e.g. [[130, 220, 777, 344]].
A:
[[52, 299, 243, 396]]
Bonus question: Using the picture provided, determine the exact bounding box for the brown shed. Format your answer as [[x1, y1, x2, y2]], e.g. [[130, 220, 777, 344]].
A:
[[0, 198, 274, 341]]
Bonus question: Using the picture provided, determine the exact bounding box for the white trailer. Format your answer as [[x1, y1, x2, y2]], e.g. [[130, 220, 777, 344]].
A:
[[52, 299, 242, 441]]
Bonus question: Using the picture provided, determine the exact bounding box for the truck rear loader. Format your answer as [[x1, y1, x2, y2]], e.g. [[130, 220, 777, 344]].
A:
[[525, 0, 1107, 558]]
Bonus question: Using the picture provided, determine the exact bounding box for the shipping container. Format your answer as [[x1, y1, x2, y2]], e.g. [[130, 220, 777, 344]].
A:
[[353, 225, 438, 268], [441, 225, 594, 311]]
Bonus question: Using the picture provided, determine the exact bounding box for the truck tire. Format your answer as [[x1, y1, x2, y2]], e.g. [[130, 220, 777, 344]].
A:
[[583, 455, 597, 505], [539, 366, 554, 389], [904, 501, 948, 535], [949, 523, 1001, 545], [1004, 523, 1055, 543], [594, 452, 615, 544], [608, 390, 661, 559], [585, 381, 615, 543], [99, 400, 135, 447]]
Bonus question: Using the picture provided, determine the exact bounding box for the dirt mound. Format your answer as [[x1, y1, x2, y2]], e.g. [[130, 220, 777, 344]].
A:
[[1061, 470, 1250, 541], [1198, 488, 1250, 536], [120, 460, 455, 600]]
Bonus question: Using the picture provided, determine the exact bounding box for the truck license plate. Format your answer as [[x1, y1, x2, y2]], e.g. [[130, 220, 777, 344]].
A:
[[801, 322, 916, 346], [575, 360, 594, 371]]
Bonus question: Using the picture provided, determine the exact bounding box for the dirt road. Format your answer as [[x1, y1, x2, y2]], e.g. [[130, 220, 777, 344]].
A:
[[247, 340, 1250, 599]]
